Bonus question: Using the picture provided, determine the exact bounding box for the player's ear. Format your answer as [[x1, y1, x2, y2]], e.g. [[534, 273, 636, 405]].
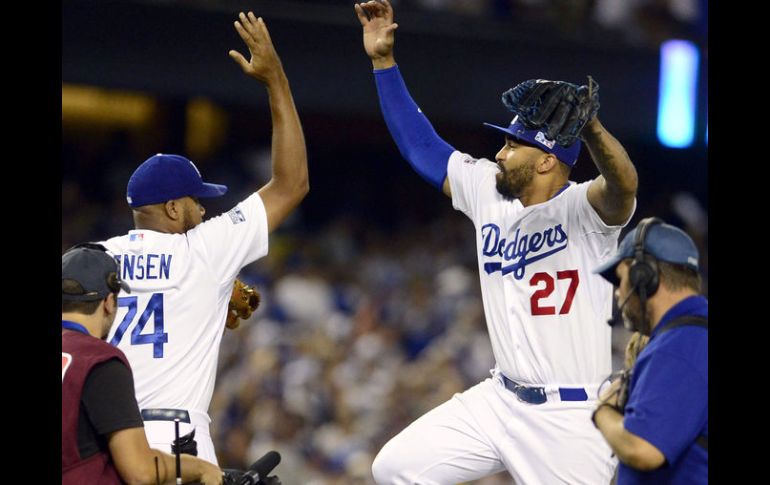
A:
[[537, 153, 557, 174], [164, 199, 180, 220], [103, 292, 118, 315]]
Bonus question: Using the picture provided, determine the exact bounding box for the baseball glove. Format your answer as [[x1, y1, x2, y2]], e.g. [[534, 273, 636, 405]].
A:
[[501, 76, 600, 147], [596, 331, 650, 415], [226, 278, 261, 329], [615, 331, 650, 410]]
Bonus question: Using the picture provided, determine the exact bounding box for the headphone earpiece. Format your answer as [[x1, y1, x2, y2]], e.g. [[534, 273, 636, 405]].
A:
[[628, 217, 662, 298], [106, 272, 123, 294]]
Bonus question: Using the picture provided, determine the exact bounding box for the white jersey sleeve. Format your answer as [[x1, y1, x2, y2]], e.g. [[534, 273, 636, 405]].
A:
[[562, 180, 636, 257], [188, 192, 270, 284], [446, 150, 501, 221], [567, 180, 637, 236]]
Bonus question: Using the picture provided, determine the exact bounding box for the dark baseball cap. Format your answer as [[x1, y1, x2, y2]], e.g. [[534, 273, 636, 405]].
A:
[[483, 116, 581, 167], [62, 246, 130, 301], [593, 222, 700, 287], [126, 153, 228, 208]]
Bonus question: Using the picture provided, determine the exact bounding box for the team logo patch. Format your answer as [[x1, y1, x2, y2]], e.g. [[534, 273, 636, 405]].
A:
[[62, 352, 72, 381], [228, 207, 246, 224], [534, 131, 556, 149]]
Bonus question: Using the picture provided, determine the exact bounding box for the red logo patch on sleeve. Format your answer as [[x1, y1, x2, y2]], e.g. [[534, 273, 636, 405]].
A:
[[62, 353, 73, 381]]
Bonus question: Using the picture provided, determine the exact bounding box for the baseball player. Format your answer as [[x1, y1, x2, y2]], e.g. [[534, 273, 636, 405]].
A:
[[100, 12, 308, 465], [355, 1, 638, 483]]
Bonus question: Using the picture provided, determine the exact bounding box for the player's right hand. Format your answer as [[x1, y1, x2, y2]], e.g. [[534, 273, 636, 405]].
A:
[[229, 12, 284, 85], [354, 0, 398, 62]]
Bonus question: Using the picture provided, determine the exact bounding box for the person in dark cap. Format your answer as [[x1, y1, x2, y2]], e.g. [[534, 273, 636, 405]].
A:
[[591, 217, 707, 484], [62, 244, 223, 484]]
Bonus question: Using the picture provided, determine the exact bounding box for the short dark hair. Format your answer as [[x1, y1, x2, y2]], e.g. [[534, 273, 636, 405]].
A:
[[62, 279, 101, 314], [659, 261, 701, 293]]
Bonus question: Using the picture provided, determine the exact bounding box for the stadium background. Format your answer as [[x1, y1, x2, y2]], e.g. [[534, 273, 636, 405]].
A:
[[62, 1, 707, 482]]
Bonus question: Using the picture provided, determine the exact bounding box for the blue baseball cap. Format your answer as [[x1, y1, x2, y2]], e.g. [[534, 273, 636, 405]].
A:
[[62, 246, 130, 301], [594, 222, 700, 287], [126, 154, 228, 208], [483, 116, 581, 167]]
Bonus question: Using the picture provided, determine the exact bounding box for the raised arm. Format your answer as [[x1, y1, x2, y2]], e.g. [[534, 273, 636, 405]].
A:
[[229, 12, 309, 232], [355, 0, 455, 197], [584, 118, 638, 226]]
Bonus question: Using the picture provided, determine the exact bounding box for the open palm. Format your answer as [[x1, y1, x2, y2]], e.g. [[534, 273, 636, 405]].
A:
[[355, 0, 399, 59]]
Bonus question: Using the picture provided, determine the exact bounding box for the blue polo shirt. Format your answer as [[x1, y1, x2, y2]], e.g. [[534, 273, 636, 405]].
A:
[[618, 295, 708, 485]]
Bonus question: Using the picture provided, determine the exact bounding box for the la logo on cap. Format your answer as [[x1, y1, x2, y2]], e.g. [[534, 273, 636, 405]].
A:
[[534, 131, 556, 149]]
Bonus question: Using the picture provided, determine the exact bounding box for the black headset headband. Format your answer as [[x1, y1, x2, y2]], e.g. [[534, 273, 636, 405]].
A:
[[634, 217, 663, 264]]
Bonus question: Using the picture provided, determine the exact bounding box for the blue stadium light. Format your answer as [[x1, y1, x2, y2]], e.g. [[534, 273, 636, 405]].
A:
[[657, 40, 699, 148]]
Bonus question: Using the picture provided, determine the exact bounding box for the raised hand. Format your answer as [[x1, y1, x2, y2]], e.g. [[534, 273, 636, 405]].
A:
[[354, 0, 398, 66], [229, 12, 284, 84]]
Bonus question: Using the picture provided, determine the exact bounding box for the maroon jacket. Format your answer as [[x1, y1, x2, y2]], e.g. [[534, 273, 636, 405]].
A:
[[62, 329, 132, 485]]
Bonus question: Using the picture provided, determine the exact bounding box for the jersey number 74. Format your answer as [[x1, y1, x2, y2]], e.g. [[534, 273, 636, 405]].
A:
[[109, 293, 168, 358]]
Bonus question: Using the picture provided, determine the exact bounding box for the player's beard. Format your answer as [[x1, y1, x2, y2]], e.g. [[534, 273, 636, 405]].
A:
[[622, 293, 652, 335], [181, 204, 202, 232], [496, 162, 535, 201]]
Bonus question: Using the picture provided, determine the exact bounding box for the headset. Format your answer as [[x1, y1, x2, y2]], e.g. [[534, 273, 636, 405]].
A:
[[628, 217, 663, 298], [627, 217, 663, 334]]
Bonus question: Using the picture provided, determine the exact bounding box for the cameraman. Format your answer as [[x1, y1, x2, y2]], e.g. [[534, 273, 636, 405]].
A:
[[591, 218, 707, 483], [62, 244, 223, 484]]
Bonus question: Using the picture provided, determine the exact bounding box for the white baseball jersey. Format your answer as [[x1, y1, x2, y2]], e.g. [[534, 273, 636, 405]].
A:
[[102, 193, 268, 414], [447, 151, 634, 386]]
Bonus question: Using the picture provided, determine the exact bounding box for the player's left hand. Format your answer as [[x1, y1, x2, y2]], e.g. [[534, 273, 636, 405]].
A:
[[501, 76, 600, 147], [225, 279, 261, 330], [229, 12, 284, 84], [355, 0, 399, 61]]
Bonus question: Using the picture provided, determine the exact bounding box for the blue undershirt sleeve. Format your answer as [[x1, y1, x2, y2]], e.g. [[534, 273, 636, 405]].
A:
[[374, 65, 455, 190]]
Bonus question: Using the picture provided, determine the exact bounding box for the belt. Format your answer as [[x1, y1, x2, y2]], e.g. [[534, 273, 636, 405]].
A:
[[141, 408, 191, 423], [501, 375, 588, 404]]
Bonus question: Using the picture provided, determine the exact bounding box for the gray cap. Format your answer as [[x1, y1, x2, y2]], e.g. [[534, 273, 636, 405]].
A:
[[594, 222, 699, 287], [62, 246, 130, 301]]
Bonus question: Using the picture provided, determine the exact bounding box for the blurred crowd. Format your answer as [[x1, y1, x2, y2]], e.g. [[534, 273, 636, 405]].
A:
[[400, 0, 707, 47], [62, 135, 707, 483], [163, 0, 707, 48]]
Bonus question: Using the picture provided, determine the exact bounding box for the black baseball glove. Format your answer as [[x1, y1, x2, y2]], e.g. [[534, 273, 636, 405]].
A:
[[501, 76, 600, 147]]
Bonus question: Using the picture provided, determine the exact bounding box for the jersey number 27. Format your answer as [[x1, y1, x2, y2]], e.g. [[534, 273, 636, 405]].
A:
[[529, 270, 579, 316], [109, 293, 168, 358]]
